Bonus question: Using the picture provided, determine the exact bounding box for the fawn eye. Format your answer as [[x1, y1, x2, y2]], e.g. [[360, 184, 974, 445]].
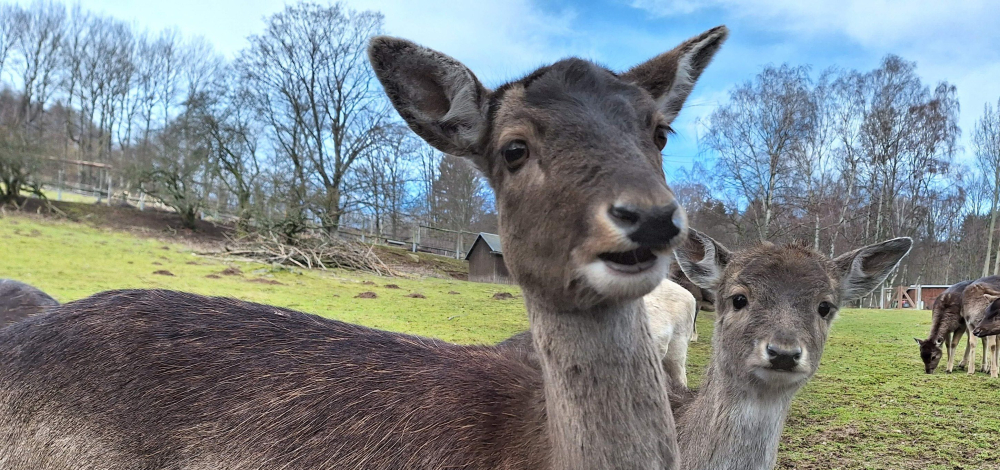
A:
[[818, 301, 834, 318], [654, 125, 669, 150], [502, 140, 529, 170], [732, 294, 748, 311]]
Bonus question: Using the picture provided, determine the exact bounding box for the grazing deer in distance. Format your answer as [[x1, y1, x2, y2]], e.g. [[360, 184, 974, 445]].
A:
[[0, 27, 730, 469], [915, 280, 973, 374], [964, 276, 1000, 378], [0, 279, 59, 328], [499, 278, 699, 387], [668, 230, 912, 470]]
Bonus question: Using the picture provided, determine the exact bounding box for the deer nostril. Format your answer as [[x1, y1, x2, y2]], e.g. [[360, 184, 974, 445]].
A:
[[766, 344, 802, 371], [609, 206, 641, 226]]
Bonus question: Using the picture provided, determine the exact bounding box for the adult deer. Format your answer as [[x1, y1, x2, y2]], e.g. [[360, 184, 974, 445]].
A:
[[914, 280, 972, 374], [669, 230, 912, 470], [0, 279, 58, 328], [0, 27, 729, 469], [964, 276, 1000, 378]]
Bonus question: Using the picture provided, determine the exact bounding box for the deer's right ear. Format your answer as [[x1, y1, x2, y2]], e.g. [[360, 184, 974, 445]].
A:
[[913, 337, 922, 345], [369, 37, 490, 170], [673, 229, 731, 291]]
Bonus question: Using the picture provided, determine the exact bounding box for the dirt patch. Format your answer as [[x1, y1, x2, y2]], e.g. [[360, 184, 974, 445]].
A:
[[448, 291, 460, 295], [361, 280, 376, 286], [152, 261, 162, 266], [219, 267, 243, 276], [205, 274, 221, 279], [406, 292, 426, 299], [15, 197, 232, 245], [383, 284, 401, 289], [493, 292, 515, 300], [355, 291, 377, 299], [152, 270, 175, 276], [185, 261, 202, 265], [248, 278, 284, 286]]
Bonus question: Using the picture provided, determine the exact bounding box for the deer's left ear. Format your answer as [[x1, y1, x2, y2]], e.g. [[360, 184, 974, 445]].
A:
[[621, 25, 728, 124]]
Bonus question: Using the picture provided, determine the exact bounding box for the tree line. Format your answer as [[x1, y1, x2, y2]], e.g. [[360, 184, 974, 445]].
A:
[[0, 0, 497, 244], [674, 58, 1000, 300]]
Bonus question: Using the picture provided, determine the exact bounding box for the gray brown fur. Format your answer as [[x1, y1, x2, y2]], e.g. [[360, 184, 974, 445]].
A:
[[0, 27, 729, 469], [915, 280, 972, 374], [962, 276, 1000, 377], [499, 279, 698, 387], [671, 230, 912, 470], [0, 279, 58, 328], [973, 297, 1000, 339]]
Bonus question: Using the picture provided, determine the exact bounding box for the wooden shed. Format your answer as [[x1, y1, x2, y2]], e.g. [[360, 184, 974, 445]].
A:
[[886, 284, 950, 310], [465, 233, 513, 284]]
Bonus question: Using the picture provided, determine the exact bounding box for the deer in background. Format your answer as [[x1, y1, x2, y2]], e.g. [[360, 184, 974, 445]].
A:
[[972, 295, 1000, 339], [0, 27, 730, 469], [670, 230, 912, 470], [964, 276, 1000, 378], [0, 279, 58, 328], [915, 280, 973, 374]]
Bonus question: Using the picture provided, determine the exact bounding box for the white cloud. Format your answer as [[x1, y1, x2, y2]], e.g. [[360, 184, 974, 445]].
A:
[[343, 0, 580, 86]]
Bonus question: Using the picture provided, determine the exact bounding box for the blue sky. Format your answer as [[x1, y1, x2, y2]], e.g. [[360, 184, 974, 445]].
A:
[[33, 0, 1000, 175]]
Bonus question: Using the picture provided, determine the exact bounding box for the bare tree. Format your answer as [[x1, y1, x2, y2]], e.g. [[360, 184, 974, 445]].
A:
[[238, 2, 387, 234], [10, 1, 65, 138], [703, 65, 812, 241], [351, 123, 416, 238], [975, 99, 1000, 276]]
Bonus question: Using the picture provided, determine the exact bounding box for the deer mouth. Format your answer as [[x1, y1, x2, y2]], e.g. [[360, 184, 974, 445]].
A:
[[598, 247, 658, 274]]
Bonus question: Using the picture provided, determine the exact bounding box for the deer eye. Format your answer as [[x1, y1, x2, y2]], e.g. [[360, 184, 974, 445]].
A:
[[731, 294, 748, 311], [653, 125, 669, 151], [501, 140, 529, 170], [818, 301, 834, 318]]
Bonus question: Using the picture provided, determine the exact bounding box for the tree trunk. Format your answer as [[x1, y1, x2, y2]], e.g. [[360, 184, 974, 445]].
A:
[[984, 189, 999, 278]]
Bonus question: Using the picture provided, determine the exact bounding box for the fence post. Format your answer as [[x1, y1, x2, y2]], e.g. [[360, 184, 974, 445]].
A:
[[57, 169, 63, 201], [106, 174, 112, 206]]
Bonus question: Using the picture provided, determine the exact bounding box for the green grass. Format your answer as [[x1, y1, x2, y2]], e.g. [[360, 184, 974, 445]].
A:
[[0, 213, 525, 344], [2, 212, 999, 468]]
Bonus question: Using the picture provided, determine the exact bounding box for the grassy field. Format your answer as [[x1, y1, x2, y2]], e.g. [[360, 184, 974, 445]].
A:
[[2, 211, 999, 469]]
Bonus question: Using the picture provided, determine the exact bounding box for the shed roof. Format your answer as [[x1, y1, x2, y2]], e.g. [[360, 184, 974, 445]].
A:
[[465, 232, 502, 259]]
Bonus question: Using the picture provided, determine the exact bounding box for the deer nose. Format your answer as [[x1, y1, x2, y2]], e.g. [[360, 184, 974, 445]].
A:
[[766, 343, 802, 371], [608, 201, 685, 248]]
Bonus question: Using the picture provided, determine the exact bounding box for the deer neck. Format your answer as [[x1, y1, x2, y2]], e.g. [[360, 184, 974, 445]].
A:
[[677, 361, 796, 470], [524, 293, 678, 470]]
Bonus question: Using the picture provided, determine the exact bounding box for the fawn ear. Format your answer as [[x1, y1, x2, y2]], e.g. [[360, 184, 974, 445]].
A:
[[621, 25, 728, 124], [833, 237, 913, 302], [673, 229, 731, 291], [913, 337, 922, 345], [983, 287, 1000, 303], [369, 36, 490, 171]]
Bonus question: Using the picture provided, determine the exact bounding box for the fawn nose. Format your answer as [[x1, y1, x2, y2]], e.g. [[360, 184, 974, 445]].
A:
[[608, 201, 685, 248], [766, 343, 803, 371]]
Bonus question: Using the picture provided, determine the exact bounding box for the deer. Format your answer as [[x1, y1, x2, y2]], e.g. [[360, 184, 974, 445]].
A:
[[667, 230, 912, 470], [972, 295, 1000, 339], [500, 230, 912, 470], [963, 276, 1000, 378], [914, 280, 973, 374], [0, 27, 730, 470], [499, 278, 699, 387], [0, 279, 59, 328]]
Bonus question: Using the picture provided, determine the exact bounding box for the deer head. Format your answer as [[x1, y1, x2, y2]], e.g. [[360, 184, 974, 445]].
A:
[[368, 27, 728, 309], [675, 230, 912, 391]]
